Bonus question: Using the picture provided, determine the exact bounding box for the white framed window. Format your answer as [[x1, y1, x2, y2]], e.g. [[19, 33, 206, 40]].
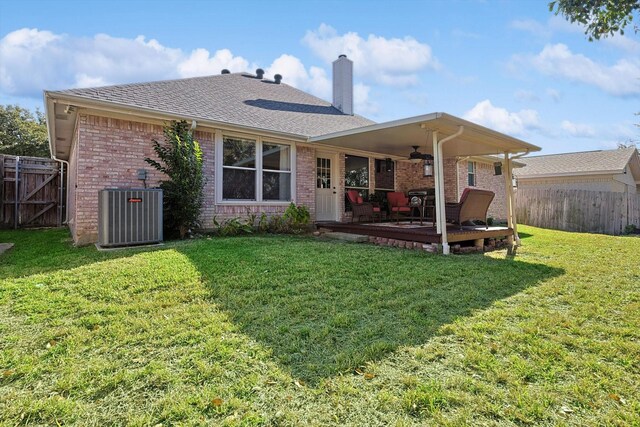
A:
[[468, 161, 476, 187], [217, 133, 295, 203]]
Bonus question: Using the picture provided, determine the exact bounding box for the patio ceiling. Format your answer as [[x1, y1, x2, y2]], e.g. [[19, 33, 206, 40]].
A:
[[309, 112, 541, 158]]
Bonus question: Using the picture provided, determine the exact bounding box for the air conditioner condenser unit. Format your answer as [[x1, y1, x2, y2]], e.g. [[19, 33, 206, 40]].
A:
[[98, 188, 163, 247]]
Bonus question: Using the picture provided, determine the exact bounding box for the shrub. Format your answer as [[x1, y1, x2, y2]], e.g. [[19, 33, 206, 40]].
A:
[[623, 224, 638, 235], [211, 204, 311, 237], [145, 121, 204, 239], [212, 216, 253, 236]]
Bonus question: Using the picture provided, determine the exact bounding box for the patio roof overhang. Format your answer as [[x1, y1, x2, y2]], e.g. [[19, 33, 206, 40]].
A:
[[308, 112, 541, 157]]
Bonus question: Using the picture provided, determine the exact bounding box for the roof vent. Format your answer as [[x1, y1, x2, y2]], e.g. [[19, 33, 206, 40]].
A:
[[256, 68, 265, 79], [274, 74, 282, 84], [221, 69, 230, 74], [339, 54, 347, 58]]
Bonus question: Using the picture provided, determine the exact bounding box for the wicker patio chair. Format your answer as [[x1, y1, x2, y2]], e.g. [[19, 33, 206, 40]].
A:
[[387, 191, 412, 224], [346, 190, 381, 222], [445, 188, 495, 228]]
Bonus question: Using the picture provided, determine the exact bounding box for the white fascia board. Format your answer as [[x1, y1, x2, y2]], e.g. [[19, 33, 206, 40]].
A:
[[308, 112, 442, 142]]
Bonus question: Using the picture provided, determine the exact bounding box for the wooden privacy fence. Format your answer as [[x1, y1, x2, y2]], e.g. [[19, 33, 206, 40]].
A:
[[0, 155, 65, 228], [515, 188, 640, 235]]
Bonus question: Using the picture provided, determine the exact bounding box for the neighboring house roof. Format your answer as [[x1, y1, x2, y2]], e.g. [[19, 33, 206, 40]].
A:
[[47, 73, 374, 138], [514, 147, 640, 178]]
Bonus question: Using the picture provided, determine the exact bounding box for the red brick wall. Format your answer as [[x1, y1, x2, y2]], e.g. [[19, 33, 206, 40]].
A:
[[395, 158, 458, 202], [456, 160, 507, 220], [72, 114, 215, 245], [70, 114, 317, 244]]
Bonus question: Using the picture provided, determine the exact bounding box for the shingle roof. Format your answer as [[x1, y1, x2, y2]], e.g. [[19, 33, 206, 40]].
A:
[[514, 147, 638, 177], [50, 73, 375, 137]]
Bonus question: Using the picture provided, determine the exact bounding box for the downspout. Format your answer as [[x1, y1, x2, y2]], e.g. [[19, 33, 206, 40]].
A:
[[434, 126, 464, 255], [52, 156, 70, 224]]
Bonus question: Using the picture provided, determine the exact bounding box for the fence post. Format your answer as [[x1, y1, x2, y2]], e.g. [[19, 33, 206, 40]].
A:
[[14, 156, 19, 229]]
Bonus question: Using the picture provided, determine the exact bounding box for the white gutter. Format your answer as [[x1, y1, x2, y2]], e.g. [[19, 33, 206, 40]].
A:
[[43, 91, 70, 224], [432, 125, 464, 255]]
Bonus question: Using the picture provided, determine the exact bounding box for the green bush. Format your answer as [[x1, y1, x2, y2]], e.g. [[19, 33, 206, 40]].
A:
[[212, 216, 253, 236], [211, 204, 311, 236], [145, 121, 204, 239], [623, 224, 638, 235]]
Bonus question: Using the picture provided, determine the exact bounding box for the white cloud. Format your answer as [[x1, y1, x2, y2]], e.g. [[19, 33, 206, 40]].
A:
[[0, 27, 377, 116], [353, 83, 378, 116], [603, 35, 640, 54], [510, 15, 583, 38], [463, 99, 540, 135], [178, 48, 250, 77], [546, 88, 561, 102], [561, 120, 595, 137], [514, 89, 540, 103], [0, 28, 249, 96], [302, 24, 438, 87], [511, 43, 640, 97], [265, 54, 331, 100], [510, 19, 551, 38]]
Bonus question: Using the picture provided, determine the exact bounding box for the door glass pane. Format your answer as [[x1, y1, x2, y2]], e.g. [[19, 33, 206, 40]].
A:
[[316, 157, 331, 189], [223, 169, 256, 199], [223, 137, 256, 167]]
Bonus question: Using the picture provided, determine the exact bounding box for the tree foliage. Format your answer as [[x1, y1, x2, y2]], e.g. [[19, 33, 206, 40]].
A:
[[145, 121, 205, 239], [549, 0, 640, 40], [0, 105, 49, 157]]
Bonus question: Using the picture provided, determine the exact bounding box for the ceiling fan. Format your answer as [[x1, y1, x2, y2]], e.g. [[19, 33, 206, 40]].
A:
[[408, 145, 433, 163]]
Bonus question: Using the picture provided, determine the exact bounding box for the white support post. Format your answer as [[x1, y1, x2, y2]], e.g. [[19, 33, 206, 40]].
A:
[[503, 153, 520, 246], [432, 131, 442, 235], [437, 137, 449, 255]]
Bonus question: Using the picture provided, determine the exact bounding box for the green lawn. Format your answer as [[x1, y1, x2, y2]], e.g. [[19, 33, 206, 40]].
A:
[[0, 227, 638, 426]]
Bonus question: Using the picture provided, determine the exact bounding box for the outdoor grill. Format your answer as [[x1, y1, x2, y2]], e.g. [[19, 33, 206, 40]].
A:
[[407, 188, 435, 207]]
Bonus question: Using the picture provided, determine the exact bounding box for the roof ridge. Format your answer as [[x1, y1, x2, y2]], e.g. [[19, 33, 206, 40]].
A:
[[48, 72, 251, 94], [525, 147, 636, 159]]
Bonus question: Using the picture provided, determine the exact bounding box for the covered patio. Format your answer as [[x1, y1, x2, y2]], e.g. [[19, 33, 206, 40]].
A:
[[310, 112, 541, 254]]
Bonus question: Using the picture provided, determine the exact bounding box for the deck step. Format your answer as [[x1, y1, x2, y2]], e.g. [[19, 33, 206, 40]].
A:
[[322, 232, 368, 243]]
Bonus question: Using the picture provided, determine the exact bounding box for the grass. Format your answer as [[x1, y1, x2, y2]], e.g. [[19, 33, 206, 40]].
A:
[[0, 226, 638, 426]]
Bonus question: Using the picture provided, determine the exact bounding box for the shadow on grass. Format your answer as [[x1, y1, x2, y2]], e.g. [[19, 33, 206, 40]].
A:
[[178, 236, 564, 384], [0, 228, 159, 279], [518, 232, 534, 240]]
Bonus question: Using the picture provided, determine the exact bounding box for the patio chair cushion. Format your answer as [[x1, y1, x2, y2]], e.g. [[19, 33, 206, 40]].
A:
[[391, 206, 411, 212]]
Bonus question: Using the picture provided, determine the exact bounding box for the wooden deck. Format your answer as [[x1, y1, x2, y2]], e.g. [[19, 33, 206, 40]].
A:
[[316, 221, 513, 244]]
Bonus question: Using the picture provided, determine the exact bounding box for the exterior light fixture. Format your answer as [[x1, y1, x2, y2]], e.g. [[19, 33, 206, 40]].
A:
[[494, 162, 503, 176], [423, 154, 434, 177]]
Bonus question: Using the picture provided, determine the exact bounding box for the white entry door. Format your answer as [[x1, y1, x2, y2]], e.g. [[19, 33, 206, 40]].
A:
[[315, 153, 338, 221]]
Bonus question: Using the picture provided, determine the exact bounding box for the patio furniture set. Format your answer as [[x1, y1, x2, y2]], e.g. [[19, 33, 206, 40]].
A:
[[347, 188, 495, 228]]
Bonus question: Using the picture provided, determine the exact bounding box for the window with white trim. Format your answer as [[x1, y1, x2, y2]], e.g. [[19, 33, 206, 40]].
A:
[[344, 155, 369, 211], [468, 161, 476, 187], [221, 136, 292, 202]]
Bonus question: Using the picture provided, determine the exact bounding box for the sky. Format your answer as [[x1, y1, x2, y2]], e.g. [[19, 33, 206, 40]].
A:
[[0, 0, 638, 155]]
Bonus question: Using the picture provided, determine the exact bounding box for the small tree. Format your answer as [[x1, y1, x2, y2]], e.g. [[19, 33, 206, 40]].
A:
[[0, 105, 49, 157], [145, 121, 204, 239]]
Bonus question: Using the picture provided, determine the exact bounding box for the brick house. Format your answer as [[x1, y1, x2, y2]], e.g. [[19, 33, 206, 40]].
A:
[[45, 56, 539, 251]]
